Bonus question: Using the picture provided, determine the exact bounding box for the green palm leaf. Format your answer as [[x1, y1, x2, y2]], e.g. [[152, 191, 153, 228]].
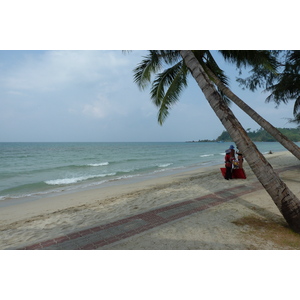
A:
[[133, 51, 162, 90], [150, 61, 188, 124], [203, 51, 229, 86], [133, 50, 182, 90], [219, 50, 278, 71]]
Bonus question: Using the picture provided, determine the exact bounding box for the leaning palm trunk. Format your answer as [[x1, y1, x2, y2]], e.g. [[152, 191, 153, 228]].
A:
[[205, 67, 300, 160], [180, 50, 300, 233]]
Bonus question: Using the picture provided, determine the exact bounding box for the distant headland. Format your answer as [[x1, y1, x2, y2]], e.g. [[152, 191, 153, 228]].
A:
[[186, 127, 300, 143]]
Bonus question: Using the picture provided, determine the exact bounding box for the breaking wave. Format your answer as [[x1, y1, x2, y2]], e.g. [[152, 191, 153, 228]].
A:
[[45, 172, 116, 185]]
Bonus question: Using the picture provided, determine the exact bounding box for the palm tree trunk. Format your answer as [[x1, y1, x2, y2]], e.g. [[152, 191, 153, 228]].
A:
[[205, 67, 300, 160], [180, 50, 300, 233]]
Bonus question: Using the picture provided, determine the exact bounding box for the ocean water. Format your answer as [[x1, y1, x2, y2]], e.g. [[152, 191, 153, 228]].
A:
[[0, 142, 296, 207]]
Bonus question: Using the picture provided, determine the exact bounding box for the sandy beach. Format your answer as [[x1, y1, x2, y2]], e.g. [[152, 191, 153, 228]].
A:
[[1, 150, 300, 250]]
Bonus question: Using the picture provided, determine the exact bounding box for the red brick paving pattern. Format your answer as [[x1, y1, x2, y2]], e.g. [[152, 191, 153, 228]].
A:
[[18, 165, 299, 250]]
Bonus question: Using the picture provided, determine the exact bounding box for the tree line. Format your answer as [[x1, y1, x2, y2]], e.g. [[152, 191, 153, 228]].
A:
[[217, 127, 300, 142]]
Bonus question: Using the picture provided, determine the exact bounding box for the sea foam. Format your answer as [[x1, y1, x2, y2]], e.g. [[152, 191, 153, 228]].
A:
[[45, 172, 116, 185], [87, 162, 109, 167], [158, 163, 173, 168]]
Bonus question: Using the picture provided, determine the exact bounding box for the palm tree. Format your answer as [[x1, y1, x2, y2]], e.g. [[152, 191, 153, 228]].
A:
[[238, 50, 300, 125], [205, 64, 300, 160], [133, 50, 300, 232], [133, 50, 300, 159], [266, 50, 300, 124]]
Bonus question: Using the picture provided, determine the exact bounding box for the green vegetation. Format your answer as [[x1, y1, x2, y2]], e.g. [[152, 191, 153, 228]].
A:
[[216, 127, 300, 142]]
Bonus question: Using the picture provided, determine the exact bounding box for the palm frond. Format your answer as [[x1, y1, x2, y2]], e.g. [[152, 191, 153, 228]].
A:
[[286, 50, 300, 64], [133, 50, 182, 91], [294, 96, 300, 115], [150, 61, 188, 124], [287, 112, 300, 125], [204, 51, 230, 87], [219, 50, 278, 72], [266, 69, 300, 106], [195, 51, 231, 105], [133, 51, 162, 90], [158, 50, 181, 64], [265, 50, 300, 118], [265, 76, 300, 106]]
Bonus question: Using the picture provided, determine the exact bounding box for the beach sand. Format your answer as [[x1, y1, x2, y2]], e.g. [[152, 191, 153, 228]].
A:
[[1, 151, 300, 250]]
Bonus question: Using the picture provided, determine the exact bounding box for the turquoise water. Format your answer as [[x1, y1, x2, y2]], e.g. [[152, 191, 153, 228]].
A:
[[0, 142, 295, 206]]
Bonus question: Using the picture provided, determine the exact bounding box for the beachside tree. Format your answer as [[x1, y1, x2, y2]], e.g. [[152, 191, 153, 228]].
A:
[[204, 59, 300, 159], [133, 50, 300, 160], [239, 50, 300, 125], [133, 50, 300, 232]]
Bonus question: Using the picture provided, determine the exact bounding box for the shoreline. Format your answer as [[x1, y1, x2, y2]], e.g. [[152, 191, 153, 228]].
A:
[[0, 161, 225, 223], [0, 159, 222, 209], [1, 142, 295, 208], [1, 150, 300, 249]]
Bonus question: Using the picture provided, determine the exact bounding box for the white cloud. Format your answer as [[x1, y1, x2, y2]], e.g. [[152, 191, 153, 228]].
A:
[[0, 50, 129, 93], [6, 90, 23, 96], [82, 94, 128, 119], [82, 95, 139, 119], [1, 50, 297, 143], [83, 101, 107, 119]]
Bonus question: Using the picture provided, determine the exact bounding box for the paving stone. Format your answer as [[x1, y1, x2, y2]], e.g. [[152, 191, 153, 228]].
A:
[[19, 178, 269, 250], [157, 198, 216, 219]]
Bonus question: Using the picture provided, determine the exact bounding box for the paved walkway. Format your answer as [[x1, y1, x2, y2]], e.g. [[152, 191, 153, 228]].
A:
[[18, 183, 263, 250], [18, 165, 297, 250]]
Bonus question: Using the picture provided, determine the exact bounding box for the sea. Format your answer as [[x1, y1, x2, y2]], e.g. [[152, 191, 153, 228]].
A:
[[0, 142, 297, 207]]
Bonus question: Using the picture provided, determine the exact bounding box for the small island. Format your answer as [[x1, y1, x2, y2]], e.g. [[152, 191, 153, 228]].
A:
[[186, 139, 217, 143]]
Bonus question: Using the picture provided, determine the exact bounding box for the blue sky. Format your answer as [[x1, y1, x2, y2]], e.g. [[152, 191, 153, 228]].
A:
[[0, 50, 298, 142], [0, 1, 298, 142]]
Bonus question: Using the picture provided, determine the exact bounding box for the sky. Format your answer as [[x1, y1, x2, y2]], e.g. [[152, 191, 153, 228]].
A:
[[0, 50, 298, 142], [0, 1, 298, 143]]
